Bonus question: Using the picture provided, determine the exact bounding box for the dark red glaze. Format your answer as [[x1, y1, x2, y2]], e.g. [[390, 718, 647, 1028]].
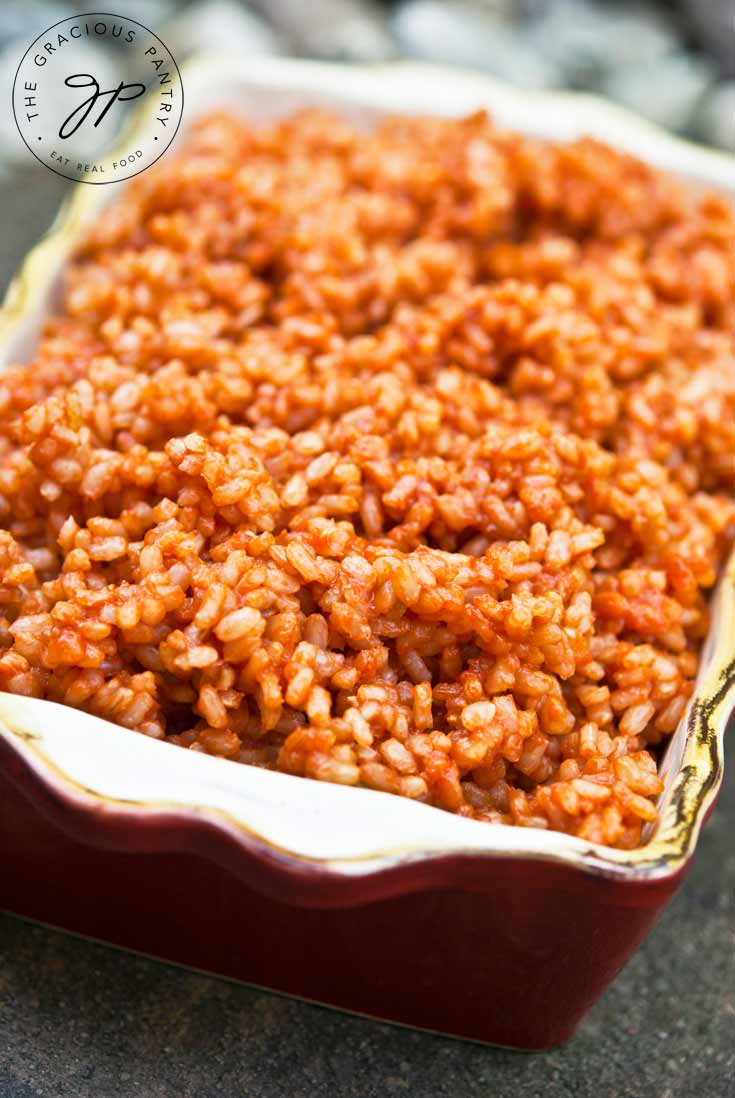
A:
[[0, 737, 686, 1049]]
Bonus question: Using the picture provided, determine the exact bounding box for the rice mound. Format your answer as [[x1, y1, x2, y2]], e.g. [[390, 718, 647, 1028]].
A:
[[1, 109, 733, 849]]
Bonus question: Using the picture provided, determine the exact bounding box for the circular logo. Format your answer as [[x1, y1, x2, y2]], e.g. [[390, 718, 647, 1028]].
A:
[[12, 13, 183, 184]]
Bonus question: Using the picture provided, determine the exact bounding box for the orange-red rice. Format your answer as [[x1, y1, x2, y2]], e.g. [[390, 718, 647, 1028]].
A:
[[1, 109, 734, 848]]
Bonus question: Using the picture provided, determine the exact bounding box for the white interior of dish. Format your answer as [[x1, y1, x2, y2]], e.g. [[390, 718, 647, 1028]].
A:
[[1, 57, 733, 877]]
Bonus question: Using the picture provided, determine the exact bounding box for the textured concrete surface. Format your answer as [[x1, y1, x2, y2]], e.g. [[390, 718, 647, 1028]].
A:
[[0, 172, 733, 1098]]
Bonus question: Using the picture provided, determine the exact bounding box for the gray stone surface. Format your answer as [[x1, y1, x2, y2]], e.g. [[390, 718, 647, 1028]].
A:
[[601, 52, 715, 136], [0, 170, 71, 267], [249, 0, 397, 63], [0, 164, 733, 1098], [527, 0, 681, 89], [697, 82, 735, 153], [392, 0, 562, 88], [160, 0, 283, 63], [681, 0, 735, 79]]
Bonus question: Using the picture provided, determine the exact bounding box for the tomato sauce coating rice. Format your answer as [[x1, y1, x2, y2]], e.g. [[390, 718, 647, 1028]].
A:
[[1, 110, 734, 848]]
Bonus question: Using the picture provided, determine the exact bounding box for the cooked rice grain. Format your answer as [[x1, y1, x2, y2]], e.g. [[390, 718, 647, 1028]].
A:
[[1, 109, 734, 848]]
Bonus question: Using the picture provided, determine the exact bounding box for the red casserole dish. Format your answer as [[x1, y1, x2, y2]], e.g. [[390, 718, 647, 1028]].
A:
[[1, 57, 734, 1049]]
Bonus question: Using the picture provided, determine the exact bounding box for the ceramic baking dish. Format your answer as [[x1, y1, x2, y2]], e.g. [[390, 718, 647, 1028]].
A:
[[1, 56, 734, 1050]]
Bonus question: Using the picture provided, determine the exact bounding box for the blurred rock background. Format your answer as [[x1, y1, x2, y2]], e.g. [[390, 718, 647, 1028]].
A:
[[0, 0, 733, 181]]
